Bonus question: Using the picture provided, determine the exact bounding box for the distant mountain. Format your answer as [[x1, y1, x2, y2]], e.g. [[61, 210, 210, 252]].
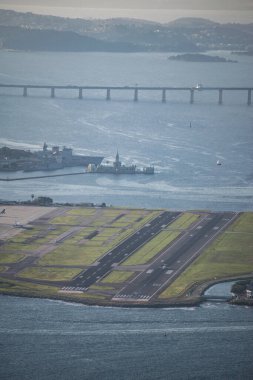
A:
[[0, 9, 253, 53], [0, 25, 144, 52], [166, 17, 219, 28]]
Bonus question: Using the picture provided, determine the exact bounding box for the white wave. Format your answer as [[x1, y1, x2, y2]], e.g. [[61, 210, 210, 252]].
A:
[[0, 139, 41, 150], [1, 325, 253, 336]]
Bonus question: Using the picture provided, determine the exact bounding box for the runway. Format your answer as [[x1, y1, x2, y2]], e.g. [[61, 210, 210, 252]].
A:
[[113, 212, 238, 302], [69, 211, 181, 290]]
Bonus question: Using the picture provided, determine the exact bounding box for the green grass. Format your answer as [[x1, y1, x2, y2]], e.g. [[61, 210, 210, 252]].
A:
[[102, 270, 135, 283], [3, 225, 70, 249], [50, 215, 81, 225], [3, 241, 40, 252], [19, 267, 82, 281], [67, 208, 96, 216], [168, 212, 199, 230], [0, 277, 59, 295], [0, 252, 26, 264], [38, 245, 106, 266], [228, 213, 253, 233], [160, 214, 253, 299], [0, 266, 6, 273], [122, 230, 180, 266]]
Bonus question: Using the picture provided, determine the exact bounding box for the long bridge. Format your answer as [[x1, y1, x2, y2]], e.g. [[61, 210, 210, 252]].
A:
[[0, 84, 252, 105]]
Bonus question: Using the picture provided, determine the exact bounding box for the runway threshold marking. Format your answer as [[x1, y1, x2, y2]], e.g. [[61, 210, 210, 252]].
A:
[[113, 212, 238, 302], [150, 212, 239, 300]]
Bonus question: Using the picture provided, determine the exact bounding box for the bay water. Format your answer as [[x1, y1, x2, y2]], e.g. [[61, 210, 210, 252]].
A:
[[1, 295, 253, 380], [0, 50, 253, 210], [0, 50, 253, 379]]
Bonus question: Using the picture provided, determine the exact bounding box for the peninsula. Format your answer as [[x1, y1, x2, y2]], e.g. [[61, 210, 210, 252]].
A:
[[0, 144, 103, 172], [0, 203, 252, 307]]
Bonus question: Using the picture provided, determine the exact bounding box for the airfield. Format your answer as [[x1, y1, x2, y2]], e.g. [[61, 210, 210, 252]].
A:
[[0, 204, 252, 306]]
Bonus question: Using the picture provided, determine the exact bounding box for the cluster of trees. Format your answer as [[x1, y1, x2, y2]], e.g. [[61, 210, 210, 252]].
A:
[[231, 280, 251, 296]]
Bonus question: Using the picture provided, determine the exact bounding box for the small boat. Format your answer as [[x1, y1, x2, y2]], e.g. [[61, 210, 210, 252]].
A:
[[216, 160, 222, 166], [195, 83, 203, 90]]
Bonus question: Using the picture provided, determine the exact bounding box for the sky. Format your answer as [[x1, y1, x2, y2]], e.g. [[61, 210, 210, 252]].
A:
[[0, 0, 253, 23]]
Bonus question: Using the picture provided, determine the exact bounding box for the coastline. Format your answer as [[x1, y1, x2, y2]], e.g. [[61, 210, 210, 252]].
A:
[[0, 289, 202, 308], [0, 204, 252, 308], [1, 273, 253, 308]]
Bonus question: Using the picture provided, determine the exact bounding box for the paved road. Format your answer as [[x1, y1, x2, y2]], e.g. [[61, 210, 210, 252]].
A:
[[68, 211, 180, 290], [113, 212, 238, 302]]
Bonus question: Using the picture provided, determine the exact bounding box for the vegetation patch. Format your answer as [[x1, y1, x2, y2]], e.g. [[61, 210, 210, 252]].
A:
[[0, 252, 26, 264], [38, 245, 106, 266], [2, 225, 71, 251], [122, 230, 180, 265], [160, 221, 253, 299], [168, 212, 199, 230], [50, 215, 81, 225], [67, 208, 96, 217], [0, 277, 59, 294], [227, 213, 253, 233], [19, 266, 82, 281], [102, 270, 135, 283], [3, 241, 40, 252]]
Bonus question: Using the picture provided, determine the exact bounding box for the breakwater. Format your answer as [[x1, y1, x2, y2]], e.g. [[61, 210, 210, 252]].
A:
[[0, 172, 85, 181]]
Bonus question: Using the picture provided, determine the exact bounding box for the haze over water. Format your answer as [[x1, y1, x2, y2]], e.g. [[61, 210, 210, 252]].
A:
[[0, 50, 253, 211]]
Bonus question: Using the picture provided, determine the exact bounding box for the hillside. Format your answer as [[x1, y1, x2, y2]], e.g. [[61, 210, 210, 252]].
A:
[[0, 9, 253, 52]]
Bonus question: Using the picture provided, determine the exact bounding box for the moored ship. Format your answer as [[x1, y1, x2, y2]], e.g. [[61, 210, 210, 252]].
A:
[[87, 151, 154, 175], [0, 143, 104, 172]]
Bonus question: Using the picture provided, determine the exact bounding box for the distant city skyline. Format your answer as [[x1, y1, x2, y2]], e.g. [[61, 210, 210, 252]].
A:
[[0, 0, 253, 23]]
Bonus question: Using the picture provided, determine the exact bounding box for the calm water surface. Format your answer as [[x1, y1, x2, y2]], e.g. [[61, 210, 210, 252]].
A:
[[0, 295, 253, 380]]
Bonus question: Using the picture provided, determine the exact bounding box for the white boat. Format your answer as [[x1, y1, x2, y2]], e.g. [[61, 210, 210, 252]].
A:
[[195, 83, 203, 90], [216, 160, 222, 166]]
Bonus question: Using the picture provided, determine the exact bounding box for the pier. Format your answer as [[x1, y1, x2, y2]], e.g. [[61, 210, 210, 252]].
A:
[[201, 294, 232, 302], [0, 84, 252, 105]]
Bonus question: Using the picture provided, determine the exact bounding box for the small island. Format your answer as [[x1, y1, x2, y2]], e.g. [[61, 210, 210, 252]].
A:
[[168, 53, 237, 63]]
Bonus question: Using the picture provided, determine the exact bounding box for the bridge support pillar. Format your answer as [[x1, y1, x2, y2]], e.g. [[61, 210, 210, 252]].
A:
[[51, 87, 55, 98], [218, 89, 223, 105], [106, 88, 111, 101], [247, 89, 251, 105], [79, 88, 83, 99], [190, 89, 194, 104], [23, 86, 27, 97], [134, 88, 138, 102], [162, 89, 166, 103]]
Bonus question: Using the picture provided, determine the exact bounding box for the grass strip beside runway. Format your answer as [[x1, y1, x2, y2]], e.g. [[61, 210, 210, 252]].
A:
[[166, 212, 199, 230], [0, 252, 27, 264], [0, 277, 59, 294], [160, 213, 253, 299], [19, 267, 82, 281], [122, 230, 181, 265], [102, 270, 135, 283]]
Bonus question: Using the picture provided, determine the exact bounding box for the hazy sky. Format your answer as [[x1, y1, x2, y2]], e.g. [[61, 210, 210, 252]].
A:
[[0, 0, 253, 23]]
